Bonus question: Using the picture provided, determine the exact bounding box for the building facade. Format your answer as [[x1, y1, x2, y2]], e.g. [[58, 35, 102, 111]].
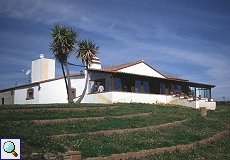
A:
[[0, 55, 216, 110]]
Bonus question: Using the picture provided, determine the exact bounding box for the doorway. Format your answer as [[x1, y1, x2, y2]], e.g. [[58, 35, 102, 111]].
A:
[[1, 98, 4, 105]]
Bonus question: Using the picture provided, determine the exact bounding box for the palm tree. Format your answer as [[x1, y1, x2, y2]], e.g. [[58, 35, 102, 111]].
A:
[[76, 39, 99, 103], [77, 39, 99, 66], [50, 24, 77, 103]]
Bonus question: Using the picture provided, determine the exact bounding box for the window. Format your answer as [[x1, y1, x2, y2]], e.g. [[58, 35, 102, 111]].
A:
[[89, 81, 96, 93], [197, 88, 211, 98], [135, 80, 142, 92], [26, 88, 34, 100], [177, 85, 182, 93], [143, 81, 150, 93], [89, 79, 105, 93], [160, 83, 166, 94], [114, 78, 122, 91], [189, 86, 195, 96], [71, 88, 76, 98], [105, 77, 112, 92], [206, 88, 211, 98], [170, 84, 175, 94]]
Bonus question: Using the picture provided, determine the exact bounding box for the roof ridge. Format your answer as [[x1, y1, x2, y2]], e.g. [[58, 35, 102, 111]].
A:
[[162, 73, 188, 81], [101, 60, 143, 71], [100, 60, 188, 82], [90, 59, 190, 82]]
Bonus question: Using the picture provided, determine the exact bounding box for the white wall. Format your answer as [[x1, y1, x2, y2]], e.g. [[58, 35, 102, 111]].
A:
[[85, 93, 215, 110], [118, 62, 165, 78], [39, 76, 86, 104], [112, 92, 167, 104], [0, 90, 14, 105], [39, 79, 68, 104], [13, 75, 86, 104], [82, 92, 168, 104], [72, 76, 86, 101], [31, 58, 55, 83], [31, 59, 41, 83], [14, 85, 40, 104], [199, 99, 216, 110], [82, 92, 113, 103]]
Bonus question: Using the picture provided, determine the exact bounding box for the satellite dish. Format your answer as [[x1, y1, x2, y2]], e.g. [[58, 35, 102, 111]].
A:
[[22, 68, 32, 83], [25, 69, 31, 75]]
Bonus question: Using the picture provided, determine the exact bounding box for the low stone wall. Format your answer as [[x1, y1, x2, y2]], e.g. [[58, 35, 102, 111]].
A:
[[169, 97, 216, 110], [22, 152, 64, 160], [169, 97, 198, 109], [22, 151, 81, 160], [199, 100, 216, 110], [64, 151, 81, 160]]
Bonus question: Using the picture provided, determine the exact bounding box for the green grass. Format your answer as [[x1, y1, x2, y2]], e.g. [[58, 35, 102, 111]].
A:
[[57, 117, 225, 158], [0, 103, 229, 159], [0, 104, 193, 122], [0, 122, 66, 154], [32, 114, 186, 135], [142, 133, 230, 160]]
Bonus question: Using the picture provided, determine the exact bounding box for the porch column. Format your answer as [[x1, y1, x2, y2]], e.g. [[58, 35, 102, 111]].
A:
[[166, 82, 170, 95], [111, 75, 114, 91], [210, 88, 212, 98], [141, 82, 144, 93], [195, 87, 197, 97]]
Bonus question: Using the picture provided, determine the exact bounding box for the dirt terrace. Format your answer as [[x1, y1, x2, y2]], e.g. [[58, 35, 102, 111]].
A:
[[32, 112, 152, 124], [84, 130, 229, 160], [50, 119, 188, 139], [0, 106, 119, 113]]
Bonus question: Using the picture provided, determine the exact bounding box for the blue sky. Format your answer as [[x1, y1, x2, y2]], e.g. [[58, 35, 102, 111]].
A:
[[0, 0, 229, 100]]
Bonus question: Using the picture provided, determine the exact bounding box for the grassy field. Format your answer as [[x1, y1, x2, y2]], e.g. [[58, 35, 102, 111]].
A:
[[0, 103, 229, 159]]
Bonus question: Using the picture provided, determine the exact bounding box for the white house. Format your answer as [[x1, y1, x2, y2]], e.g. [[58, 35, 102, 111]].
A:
[[0, 54, 216, 110]]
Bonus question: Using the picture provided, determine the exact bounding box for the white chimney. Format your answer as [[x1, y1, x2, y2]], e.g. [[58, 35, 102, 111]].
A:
[[31, 54, 55, 82], [88, 56, 101, 69]]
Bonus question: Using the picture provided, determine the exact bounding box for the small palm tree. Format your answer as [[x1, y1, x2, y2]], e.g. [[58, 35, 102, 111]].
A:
[[50, 24, 77, 103], [77, 39, 99, 66], [76, 39, 99, 103]]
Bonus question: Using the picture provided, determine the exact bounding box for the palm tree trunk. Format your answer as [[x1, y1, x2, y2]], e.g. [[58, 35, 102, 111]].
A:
[[65, 62, 74, 103], [61, 63, 69, 97], [76, 66, 89, 104]]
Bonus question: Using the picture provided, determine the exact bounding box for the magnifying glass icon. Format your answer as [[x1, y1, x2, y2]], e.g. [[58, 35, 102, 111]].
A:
[[3, 141, 18, 157]]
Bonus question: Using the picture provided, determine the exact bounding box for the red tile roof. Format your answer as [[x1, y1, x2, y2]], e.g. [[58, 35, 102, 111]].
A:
[[100, 60, 143, 72], [91, 60, 188, 81], [162, 74, 188, 82]]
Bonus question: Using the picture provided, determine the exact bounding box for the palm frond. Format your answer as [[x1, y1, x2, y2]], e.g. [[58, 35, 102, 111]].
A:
[[50, 24, 78, 63], [76, 39, 99, 65]]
